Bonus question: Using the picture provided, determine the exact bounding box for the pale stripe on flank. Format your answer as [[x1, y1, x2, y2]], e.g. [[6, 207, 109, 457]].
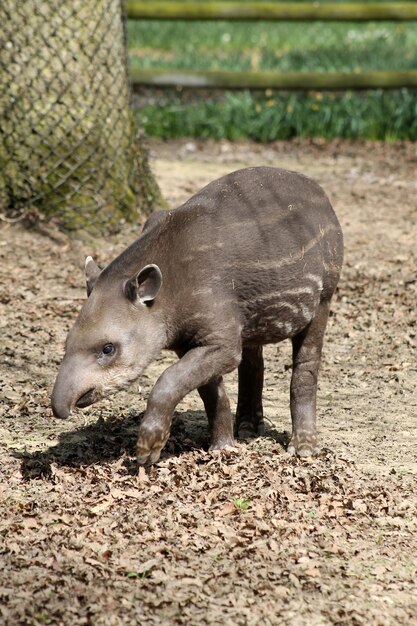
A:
[[303, 273, 323, 290], [245, 288, 315, 308], [246, 300, 298, 317], [300, 304, 314, 323], [226, 223, 339, 271], [195, 242, 225, 253], [191, 287, 213, 296], [273, 320, 294, 335]]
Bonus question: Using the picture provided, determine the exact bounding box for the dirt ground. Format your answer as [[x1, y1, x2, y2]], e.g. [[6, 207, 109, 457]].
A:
[[0, 139, 416, 626]]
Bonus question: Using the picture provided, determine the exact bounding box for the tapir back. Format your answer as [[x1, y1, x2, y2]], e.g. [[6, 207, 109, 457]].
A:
[[158, 167, 343, 346]]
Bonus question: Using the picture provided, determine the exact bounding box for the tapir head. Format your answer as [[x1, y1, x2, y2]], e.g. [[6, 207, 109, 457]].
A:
[[51, 257, 166, 419]]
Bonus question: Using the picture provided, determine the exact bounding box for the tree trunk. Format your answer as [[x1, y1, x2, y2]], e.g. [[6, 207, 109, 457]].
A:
[[0, 0, 163, 234]]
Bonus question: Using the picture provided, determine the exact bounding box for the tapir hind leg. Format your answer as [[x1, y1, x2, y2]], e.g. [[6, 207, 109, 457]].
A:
[[198, 378, 235, 450], [288, 300, 331, 457], [235, 345, 265, 438]]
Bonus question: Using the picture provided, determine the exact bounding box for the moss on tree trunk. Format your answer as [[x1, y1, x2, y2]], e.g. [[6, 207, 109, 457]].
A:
[[0, 0, 163, 234]]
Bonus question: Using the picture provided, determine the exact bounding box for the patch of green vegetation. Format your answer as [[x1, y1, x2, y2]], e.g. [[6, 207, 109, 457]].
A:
[[138, 88, 417, 141], [233, 497, 251, 512], [128, 14, 417, 140], [128, 19, 417, 73], [126, 570, 152, 580], [35, 613, 52, 625]]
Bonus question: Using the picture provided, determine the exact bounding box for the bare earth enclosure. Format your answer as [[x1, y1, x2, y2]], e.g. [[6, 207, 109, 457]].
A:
[[0, 139, 416, 625]]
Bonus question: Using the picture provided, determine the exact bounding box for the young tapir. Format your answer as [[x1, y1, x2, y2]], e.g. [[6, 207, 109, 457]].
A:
[[51, 166, 343, 465]]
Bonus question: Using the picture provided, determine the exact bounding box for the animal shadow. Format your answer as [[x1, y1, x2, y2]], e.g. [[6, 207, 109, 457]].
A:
[[18, 411, 289, 480], [18, 410, 209, 479]]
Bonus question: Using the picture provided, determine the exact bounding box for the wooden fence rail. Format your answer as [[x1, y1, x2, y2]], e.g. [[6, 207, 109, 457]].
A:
[[130, 68, 417, 90], [126, 2, 417, 91], [126, 2, 417, 22]]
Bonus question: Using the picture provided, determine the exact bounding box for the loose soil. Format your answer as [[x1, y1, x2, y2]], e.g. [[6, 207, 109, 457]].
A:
[[1, 139, 416, 626]]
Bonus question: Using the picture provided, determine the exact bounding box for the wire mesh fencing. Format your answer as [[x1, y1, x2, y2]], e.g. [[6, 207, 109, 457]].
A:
[[0, 0, 160, 233]]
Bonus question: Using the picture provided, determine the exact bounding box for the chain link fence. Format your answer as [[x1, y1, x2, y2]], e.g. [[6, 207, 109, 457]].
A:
[[0, 0, 161, 233]]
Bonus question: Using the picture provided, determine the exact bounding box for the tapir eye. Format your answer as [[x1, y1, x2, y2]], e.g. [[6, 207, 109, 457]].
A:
[[102, 343, 115, 356]]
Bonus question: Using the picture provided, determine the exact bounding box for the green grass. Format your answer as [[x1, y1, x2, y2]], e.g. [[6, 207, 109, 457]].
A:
[[128, 20, 417, 72], [127, 12, 417, 140], [139, 89, 417, 140]]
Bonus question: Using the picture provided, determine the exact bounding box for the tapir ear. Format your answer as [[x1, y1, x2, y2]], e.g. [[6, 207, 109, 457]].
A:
[[85, 256, 102, 297], [124, 264, 163, 305]]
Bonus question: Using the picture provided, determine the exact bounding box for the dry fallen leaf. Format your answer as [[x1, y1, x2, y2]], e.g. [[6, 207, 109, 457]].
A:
[[216, 502, 237, 517]]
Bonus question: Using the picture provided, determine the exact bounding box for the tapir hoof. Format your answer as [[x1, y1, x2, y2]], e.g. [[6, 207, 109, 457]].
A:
[[287, 434, 320, 458], [137, 447, 164, 466], [136, 424, 170, 466], [209, 435, 236, 451], [236, 420, 265, 440]]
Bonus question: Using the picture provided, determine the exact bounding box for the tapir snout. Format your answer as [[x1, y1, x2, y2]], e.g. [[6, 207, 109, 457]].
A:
[[50, 353, 101, 419]]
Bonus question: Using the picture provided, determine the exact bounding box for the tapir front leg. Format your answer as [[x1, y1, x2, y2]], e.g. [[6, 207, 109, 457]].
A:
[[176, 349, 235, 450], [137, 343, 241, 465], [288, 300, 331, 457]]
